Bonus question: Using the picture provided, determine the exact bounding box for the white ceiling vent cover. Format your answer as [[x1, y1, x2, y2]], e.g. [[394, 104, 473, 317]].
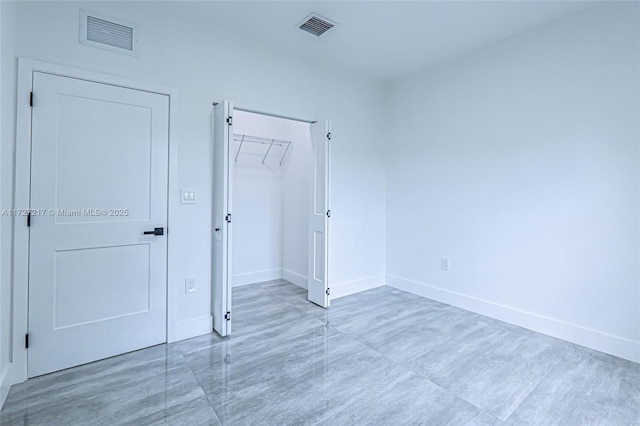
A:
[[80, 10, 137, 56], [298, 13, 336, 37]]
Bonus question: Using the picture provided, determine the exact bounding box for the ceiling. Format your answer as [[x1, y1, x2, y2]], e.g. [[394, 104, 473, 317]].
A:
[[189, 0, 603, 81]]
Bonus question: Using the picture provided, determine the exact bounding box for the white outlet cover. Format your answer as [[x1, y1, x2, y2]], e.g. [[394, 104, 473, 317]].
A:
[[185, 277, 197, 293], [441, 258, 449, 271]]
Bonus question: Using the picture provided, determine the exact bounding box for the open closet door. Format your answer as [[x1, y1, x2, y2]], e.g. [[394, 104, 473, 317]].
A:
[[308, 121, 331, 308], [212, 100, 234, 336]]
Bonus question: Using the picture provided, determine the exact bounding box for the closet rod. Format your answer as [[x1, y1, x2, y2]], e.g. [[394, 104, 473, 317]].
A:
[[233, 133, 292, 166], [232, 134, 290, 146]]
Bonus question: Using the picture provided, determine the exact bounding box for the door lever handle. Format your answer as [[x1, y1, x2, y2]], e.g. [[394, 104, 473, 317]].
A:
[[143, 227, 164, 236]]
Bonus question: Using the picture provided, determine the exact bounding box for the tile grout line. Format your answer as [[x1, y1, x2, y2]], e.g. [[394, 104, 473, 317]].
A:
[[498, 353, 564, 424], [331, 307, 507, 422], [175, 345, 225, 425]]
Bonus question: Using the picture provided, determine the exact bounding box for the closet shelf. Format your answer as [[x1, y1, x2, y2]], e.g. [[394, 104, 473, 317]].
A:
[[233, 134, 292, 166]]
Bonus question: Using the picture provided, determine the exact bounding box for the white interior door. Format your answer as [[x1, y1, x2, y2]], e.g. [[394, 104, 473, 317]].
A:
[[28, 72, 169, 377], [308, 121, 330, 307], [212, 101, 233, 336]]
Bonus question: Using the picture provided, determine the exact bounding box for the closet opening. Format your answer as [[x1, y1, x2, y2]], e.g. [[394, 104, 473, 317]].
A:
[[230, 110, 316, 330], [212, 101, 330, 337]]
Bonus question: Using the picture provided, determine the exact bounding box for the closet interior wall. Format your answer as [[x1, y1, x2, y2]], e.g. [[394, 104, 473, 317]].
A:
[[232, 111, 312, 288]]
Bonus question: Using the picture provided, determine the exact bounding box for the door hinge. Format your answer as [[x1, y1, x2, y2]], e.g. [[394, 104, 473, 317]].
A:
[[27, 212, 31, 227], [226, 116, 233, 126], [327, 132, 331, 140], [224, 311, 231, 321], [326, 210, 331, 218], [326, 288, 330, 296], [225, 214, 231, 223], [29, 92, 33, 107], [25, 333, 29, 349]]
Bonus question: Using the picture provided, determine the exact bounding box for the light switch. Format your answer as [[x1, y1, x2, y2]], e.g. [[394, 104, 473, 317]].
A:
[[181, 188, 197, 204]]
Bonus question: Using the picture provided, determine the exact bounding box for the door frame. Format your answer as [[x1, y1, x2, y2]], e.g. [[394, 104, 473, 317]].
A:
[[11, 58, 179, 384]]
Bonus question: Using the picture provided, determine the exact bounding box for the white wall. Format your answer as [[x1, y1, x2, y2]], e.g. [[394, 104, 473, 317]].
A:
[[386, 2, 640, 362], [0, 0, 386, 393], [231, 163, 283, 287], [0, 0, 17, 408]]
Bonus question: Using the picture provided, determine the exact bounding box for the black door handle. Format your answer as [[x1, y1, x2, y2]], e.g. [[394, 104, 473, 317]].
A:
[[143, 227, 164, 236]]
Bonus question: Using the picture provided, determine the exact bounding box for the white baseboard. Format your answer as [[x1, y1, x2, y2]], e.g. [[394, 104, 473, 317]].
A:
[[168, 315, 213, 343], [232, 268, 282, 287], [386, 274, 640, 364], [331, 275, 385, 300], [282, 269, 307, 290]]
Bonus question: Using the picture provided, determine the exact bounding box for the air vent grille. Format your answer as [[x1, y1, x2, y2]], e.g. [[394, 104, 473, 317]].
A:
[[86, 16, 134, 51], [80, 10, 137, 55], [299, 14, 335, 37]]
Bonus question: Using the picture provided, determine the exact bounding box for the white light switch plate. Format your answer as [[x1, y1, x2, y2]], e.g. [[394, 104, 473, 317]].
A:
[[181, 188, 197, 204]]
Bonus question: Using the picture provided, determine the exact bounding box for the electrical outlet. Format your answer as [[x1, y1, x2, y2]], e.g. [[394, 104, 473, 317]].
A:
[[185, 277, 197, 293], [441, 257, 449, 271]]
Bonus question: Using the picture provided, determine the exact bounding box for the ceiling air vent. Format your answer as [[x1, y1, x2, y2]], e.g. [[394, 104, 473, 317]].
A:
[[298, 13, 336, 37], [80, 10, 137, 56]]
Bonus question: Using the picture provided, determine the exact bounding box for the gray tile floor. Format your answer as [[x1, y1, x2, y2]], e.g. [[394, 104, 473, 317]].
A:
[[1, 280, 638, 425]]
